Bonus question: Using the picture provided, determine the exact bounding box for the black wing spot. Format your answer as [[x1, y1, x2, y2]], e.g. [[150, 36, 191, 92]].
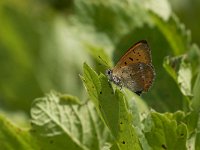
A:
[[100, 91, 102, 94], [129, 57, 133, 61], [122, 141, 126, 144], [124, 62, 127, 65]]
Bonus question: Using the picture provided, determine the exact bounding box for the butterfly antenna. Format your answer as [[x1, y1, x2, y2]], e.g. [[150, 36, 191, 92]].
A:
[[98, 55, 110, 67]]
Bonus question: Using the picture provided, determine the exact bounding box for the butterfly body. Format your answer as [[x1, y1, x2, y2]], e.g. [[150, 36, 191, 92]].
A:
[[106, 40, 155, 95]]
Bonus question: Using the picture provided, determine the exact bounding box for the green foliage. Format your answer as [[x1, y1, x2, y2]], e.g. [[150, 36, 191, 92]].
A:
[[145, 112, 187, 150], [1, 0, 200, 149], [0, 115, 38, 150], [30, 91, 112, 150]]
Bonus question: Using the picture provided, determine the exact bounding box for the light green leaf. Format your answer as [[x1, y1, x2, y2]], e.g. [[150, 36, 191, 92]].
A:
[[163, 55, 193, 97], [81, 63, 101, 106], [82, 63, 142, 149], [192, 69, 200, 111], [116, 90, 141, 150], [0, 115, 38, 150], [144, 0, 171, 21], [98, 74, 120, 138], [144, 112, 187, 150], [177, 62, 193, 96], [31, 91, 112, 150], [151, 13, 191, 55]]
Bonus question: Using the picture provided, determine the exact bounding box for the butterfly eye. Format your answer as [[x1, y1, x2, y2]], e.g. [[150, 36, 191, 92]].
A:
[[106, 69, 112, 75]]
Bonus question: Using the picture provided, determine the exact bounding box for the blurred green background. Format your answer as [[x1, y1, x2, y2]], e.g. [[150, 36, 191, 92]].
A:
[[0, 0, 200, 125]]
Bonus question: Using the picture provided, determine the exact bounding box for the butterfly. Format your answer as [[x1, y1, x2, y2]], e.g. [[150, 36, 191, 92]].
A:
[[106, 40, 155, 95]]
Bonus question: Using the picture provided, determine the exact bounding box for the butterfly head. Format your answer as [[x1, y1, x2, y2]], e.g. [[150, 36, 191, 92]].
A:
[[105, 69, 122, 86]]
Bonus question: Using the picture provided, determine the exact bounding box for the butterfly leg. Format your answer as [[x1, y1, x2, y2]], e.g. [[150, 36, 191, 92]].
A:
[[135, 91, 142, 96], [120, 85, 122, 90]]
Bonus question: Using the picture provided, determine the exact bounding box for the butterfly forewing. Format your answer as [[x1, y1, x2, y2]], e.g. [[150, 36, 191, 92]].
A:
[[113, 40, 152, 72]]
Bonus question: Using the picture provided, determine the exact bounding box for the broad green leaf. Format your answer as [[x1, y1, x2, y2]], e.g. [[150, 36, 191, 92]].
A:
[[82, 63, 142, 149], [144, 112, 187, 150], [82, 63, 119, 138], [31, 91, 112, 150], [151, 13, 191, 55], [98, 74, 120, 138], [144, 0, 171, 21], [166, 111, 198, 136], [74, 0, 151, 42], [163, 55, 193, 97], [0, 115, 38, 150], [81, 63, 101, 106], [116, 90, 141, 150]]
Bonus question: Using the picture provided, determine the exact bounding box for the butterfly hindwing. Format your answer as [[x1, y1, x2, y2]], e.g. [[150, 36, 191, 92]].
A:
[[112, 63, 154, 93]]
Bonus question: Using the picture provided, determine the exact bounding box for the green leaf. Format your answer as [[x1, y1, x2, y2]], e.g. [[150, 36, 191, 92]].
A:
[[82, 63, 142, 149], [81, 63, 101, 106], [74, 0, 151, 41], [163, 55, 193, 97], [116, 90, 141, 150], [183, 111, 199, 135], [144, 0, 171, 21], [82, 63, 120, 138], [144, 112, 187, 150], [151, 13, 191, 55], [98, 74, 120, 138], [0, 115, 38, 150], [31, 91, 112, 150], [192, 69, 200, 111]]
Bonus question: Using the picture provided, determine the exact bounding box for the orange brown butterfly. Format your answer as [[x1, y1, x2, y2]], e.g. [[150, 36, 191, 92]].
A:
[[106, 40, 155, 95]]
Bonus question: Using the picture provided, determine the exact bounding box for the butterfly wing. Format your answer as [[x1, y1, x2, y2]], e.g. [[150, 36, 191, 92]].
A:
[[113, 40, 152, 73], [109, 40, 155, 94], [113, 63, 155, 92]]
